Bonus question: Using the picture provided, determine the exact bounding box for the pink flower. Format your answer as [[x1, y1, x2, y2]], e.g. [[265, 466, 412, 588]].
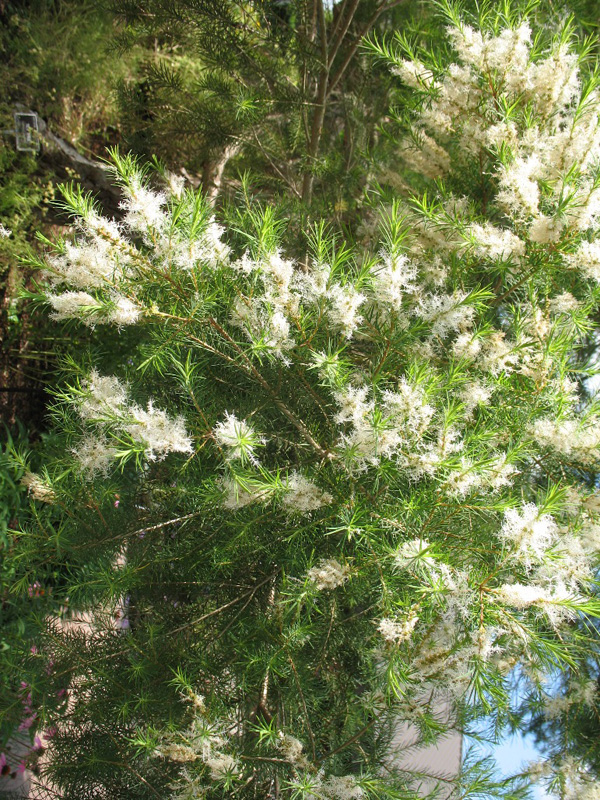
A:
[[18, 713, 37, 731]]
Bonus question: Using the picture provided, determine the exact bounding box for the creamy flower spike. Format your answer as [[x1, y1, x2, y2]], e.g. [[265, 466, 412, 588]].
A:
[[120, 176, 167, 232], [282, 472, 333, 513], [378, 612, 419, 643], [21, 472, 56, 503], [307, 559, 350, 590], [213, 412, 263, 463], [74, 371, 193, 471], [73, 435, 118, 478], [124, 402, 193, 461], [498, 504, 558, 565]]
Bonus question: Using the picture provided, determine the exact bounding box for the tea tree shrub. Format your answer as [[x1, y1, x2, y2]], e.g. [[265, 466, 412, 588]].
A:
[[17, 3, 600, 798]]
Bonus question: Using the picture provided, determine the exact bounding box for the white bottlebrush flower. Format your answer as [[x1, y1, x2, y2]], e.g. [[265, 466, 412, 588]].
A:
[[542, 679, 597, 720], [401, 128, 451, 179], [191, 220, 231, 268], [382, 380, 435, 435], [46, 238, 129, 290], [125, 402, 193, 461], [566, 185, 600, 231], [322, 774, 365, 799], [278, 734, 308, 766], [369, 251, 417, 312], [265, 309, 293, 354], [549, 292, 581, 315], [327, 283, 365, 339], [495, 581, 579, 626], [485, 454, 517, 492], [263, 250, 295, 296], [21, 472, 56, 503], [296, 260, 331, 300], [108, 295, 142, 326], [378, 611, 419, 643], [583, 494, 600, 514], [478, 331, 519, 375], [458, 381, 491, 413], [0, 224, 11, 238], [566, 240, 600, 282], [73, 434, 118, 478], [307, 559, 350, 590], [443, 457, 482, 497], [531, 417, 600, 463], [221, 477, 272, 510], [204, 750, 239, 779], [394, 539, 435, 571], [529, 215, 564, 244], [452, 332, 482, 360], [391, 58, 433, 90], [47, 290, 140, 327], [448, 23, 487, 68], [466, 223, 526, 260], [334, 386, 372, 427], [120, 177, 167, 232], [165, 171, 185, 198], [46, 291, 101, 324], [213, 412, 263, 463], [580, 522, 600, 553], [156, 743, 200, 763], [79, 371, 128, 420], [529, 45, 580, 117], [415, 291, 475, 337], [497, 155, 541, 218], [282, 472, 333, 514], [419, 63, 481, 138], [83, 211, 124, 243], [498, 504, 558, 563], [231, 250, 256, 275], [231, 297, 295, 359]]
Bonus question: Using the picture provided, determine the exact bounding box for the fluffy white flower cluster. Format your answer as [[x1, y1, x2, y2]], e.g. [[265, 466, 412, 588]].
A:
[[231, 250, 298, 358], [498, 504, 558, 565], [548, 757, 600, 800], [392, 15, 600, 290], [378, 611, 419, 643], [157, 718, 239, 782], [307, 558, 350, 590], [213, 412, 263, 463], [278, 734, 309, 768], [220, 477, 274, 510], [368, 251, 417, 316], [287, 768, 365, 800], [44, 172, 231, 330], [21, 472, 56, 503], [542, 679, 597, 719], [495, 581, 581, 627], [72, 370, 192, 476], [46, 291, 142, 327], [281, 472, 333, 514], [465, 223, 526, 261], [531, 417, 600, 465], [333, 380, 434, 467]]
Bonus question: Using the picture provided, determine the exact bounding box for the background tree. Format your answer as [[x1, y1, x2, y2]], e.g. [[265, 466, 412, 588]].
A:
[[109, 0, 418, 213]]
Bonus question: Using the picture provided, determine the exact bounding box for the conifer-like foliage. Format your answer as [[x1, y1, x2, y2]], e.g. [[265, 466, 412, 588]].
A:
[[15, 2, 600, 798], [109, 0, 407, 210]]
